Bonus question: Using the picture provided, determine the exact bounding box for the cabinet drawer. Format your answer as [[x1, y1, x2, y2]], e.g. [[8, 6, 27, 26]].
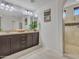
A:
[[20, 40, 26, 44], [32, 32, 39, 45], [20, 34, 27, 37], [20, 44, 27, 49], [21, 38, 26, 40], [0, 36, 11, 56]]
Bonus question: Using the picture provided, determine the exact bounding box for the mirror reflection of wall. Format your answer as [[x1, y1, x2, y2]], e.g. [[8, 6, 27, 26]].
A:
[[0, 15, 38, 32], [1, 17, 22, 32], [19, 22, 22, 29], [24, 16, 33, 30], [0, 0, 39, 32]]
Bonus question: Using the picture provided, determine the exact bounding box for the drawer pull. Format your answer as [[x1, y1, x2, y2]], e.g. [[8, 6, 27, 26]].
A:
[[22, 38, 25, 40]]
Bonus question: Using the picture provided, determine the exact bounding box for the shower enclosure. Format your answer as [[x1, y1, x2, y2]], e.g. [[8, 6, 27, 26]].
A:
[[64, 16, 79, 58]]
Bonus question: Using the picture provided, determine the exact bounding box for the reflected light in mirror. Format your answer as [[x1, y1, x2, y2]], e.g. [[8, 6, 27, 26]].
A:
[[0, 3, 5, 9], [9, 6, 15, 11], [0, 3, 5, 6], [23, 10, 28, 15], [35, 14, 38, 18], [27, 11, 33, 16], [5, 5, 9, 10]]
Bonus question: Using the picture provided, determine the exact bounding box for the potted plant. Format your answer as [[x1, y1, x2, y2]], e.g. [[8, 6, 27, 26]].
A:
[[29, 21, 37, 31]]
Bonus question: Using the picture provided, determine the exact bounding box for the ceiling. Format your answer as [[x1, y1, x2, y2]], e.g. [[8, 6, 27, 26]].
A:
[[4, 0, 79, 9], [1, 0, 77, 17], [0, 0, 44, 18], [5, 0, 79, 8], [5, 0, 36, 10], [0, 0, 36, 18], [5, 0, 54, 10]]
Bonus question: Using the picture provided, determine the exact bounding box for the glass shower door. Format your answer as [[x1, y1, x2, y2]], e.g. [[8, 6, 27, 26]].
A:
[[64, 23, 79, 57]]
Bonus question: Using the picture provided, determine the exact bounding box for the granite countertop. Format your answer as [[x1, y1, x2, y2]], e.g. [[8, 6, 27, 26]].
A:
[[0, 30, 39, 36]]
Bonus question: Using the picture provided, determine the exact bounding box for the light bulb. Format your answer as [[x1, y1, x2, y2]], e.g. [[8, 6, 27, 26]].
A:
[[29, 12, 33, 15], [11, 6, 14, 9], [25, 10, 28, 14], [9, 6, 14, 11], [0, 3, 5, 9], [0, 3, 5, 6], [27, 11, 30, 14], [6, 5, 9, 8], [35, 14, 38, 18], [27, 11, 33, 15], [5, 5, 9, 10]]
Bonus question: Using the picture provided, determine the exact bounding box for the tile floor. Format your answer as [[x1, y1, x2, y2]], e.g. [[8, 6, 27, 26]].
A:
[[18, 48, 68, 59]]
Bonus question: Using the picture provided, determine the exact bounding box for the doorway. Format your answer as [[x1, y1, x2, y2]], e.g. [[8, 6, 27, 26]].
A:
[[63, 0, 79, 58]]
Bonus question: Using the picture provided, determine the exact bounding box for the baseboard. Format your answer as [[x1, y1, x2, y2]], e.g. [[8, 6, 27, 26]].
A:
[[44, 48, 64, 57]]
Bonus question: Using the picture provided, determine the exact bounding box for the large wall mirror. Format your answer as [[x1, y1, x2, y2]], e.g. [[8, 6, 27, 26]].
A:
[[0, 1, 38, 32]]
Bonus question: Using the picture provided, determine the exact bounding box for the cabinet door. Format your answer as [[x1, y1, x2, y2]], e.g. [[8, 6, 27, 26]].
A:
[[0, 36, 10, 56], [20, 34, 27, 50], [10, 35, 20, 54], [32, 32, 39, 46], [27, 34, 33, 48]]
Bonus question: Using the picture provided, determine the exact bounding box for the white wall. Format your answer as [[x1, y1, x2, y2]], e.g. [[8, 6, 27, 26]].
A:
[[35, 0, 65, 55]]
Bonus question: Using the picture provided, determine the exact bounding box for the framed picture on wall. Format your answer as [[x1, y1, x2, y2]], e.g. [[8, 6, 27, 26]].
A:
[[44, 9, 51, 22]]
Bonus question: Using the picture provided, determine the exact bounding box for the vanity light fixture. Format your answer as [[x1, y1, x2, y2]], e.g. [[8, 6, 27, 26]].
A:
[[0, 2, 15, 11], [27, 11, 30, 15], [27, 11, 33, 16], [22, 10, 33, 16], [0, 3, 5, 6], [0, 1, 35, 17], [0, 3, 5, 9]]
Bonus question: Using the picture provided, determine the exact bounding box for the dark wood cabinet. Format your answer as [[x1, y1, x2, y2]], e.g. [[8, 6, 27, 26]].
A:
[[0, 32, 39, 58], [32, 33, 39, 46], [20, 34, 27, 50], [27, 34, 33, 48], [10, 35, 20, 54], [0, 36, 11, 57]]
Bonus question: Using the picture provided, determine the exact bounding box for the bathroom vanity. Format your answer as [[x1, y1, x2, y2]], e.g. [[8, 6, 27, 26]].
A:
[[0, 31, 39, 58], [0, 1, 39, 58]]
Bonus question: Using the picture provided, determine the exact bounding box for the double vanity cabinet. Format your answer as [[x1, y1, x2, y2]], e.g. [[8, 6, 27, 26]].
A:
[[0, 32, 39, 58]]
